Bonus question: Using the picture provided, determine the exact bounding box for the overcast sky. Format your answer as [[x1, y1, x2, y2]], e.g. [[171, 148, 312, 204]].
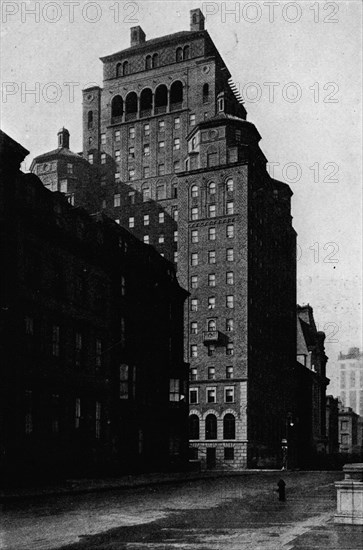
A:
[[1, 0, 362, 378]]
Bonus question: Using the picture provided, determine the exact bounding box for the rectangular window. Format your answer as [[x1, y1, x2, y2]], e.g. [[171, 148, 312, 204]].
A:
[[115, 172, 120, 181], [190, 322, 198, 334], [115, 150, 120, 161], [52, 325, 60, 357], [128, 146, 135, 158], [209, 204, 216, 218], [226, 319, 234, 332], [208, 344, 216, 357], [191, 207, 198, 220], [226, 343, 234, 356], [159, 212, 164, 224], [143, 143, 150, 156], [173, 251, 178, 263], [190, 345, 198, 358], [173, 230, 178, 242], [174, 160, 181, 172], [114, 193, 121, 207], [129, 217, 134, 228], [228, 148, 238, 163], [115, 130, 121, 141], [129, 127, 135, 139], [101, 133, 106, 145], [226, 201, 234, 215], [75, 397, 81, 429], [144, 123, 150, 136], [67, 163, 73, 175], [143, 214, 149, 226], [100, 175, 106, 186], [226, 271, 234, 285], [25, 390, 33, 434], [208, 297, 216, 310], [174, 117, 181, 129], [191, 230, 198, 243], [225, 387, 235, 403], [191, 275, 198, 288], [128, 169, 135, 181], [207, 152, 218, 167], [158, 234, 164, 244], [190, 368, 197, 381], [158, 140, 165, 150], [75, 332, 82, 365], [227, 224, 234, 238], [209, 227, 216, 240], [208, 367, 216, 380], [158, 120, 165, 132], [207, 387, 216, 403], [25, 316, 34, 335], [95, 339, 102, 369], [158, 163, 165, 175], [226, 295, 234, 309], [169, 378, 180, 402], [189, 388, 198, 404], [208, 251, 216, 264], [191, 253, 198, 266], [95, 401, 101, 439], [226, 248, 234, 262], [143, 166, 150, 178], [60, 180, 68, 193], [88, 153, 93, 164], [143, 235, 149, 244], [119, 364, 129, 399], [226, 366, 233, 379], [208, 273, 216, 287], [191, 299, 198, 312], [101, 153, 106, 165], [173, 208, 178, 221], [189, 114, 196, 126], [224, 447, 234, 460]]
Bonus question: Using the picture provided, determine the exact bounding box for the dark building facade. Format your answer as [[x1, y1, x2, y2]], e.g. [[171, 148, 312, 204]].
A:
[[32, 9, 297, 469], [0, 130, 188, 484], [326, 394, 339, 456], [296, 305, 329, 461]]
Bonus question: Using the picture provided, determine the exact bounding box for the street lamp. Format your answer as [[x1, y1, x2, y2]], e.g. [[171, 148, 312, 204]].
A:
[[281, 413, 294, 470]]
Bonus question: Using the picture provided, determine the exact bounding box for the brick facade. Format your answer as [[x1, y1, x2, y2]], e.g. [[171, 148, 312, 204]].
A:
[[35, 9, 297, 469]]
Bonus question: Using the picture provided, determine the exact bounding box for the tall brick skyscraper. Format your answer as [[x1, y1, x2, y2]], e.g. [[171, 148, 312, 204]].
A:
[[74, 8, 296, 469]]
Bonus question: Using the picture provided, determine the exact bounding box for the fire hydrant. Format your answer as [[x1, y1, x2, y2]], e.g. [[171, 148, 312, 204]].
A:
[[277, 479, 286, 501]]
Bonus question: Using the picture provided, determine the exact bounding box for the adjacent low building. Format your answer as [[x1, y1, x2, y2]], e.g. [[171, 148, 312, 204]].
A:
[[0, 130, 189, 484], [338, 404, 362, 458], [294, 305, 329, 466]]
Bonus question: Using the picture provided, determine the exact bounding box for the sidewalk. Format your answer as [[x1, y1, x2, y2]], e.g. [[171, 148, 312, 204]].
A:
[[1, 468, 278, 502]]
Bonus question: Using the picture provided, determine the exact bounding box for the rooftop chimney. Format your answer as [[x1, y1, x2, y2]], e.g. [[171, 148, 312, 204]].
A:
[[190, 8, 205, 31], [130, 26, 146, 47]]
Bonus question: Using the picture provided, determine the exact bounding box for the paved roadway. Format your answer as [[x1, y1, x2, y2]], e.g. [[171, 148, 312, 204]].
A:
[[1, 471, 363, 549]]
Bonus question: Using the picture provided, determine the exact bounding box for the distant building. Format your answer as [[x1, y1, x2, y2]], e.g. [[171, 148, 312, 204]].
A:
[[296, 305, 329, 457], [336, 348, 363, 416], [30, 128, 95, 210], [0, 130, 189, 484], [338, 403, 361, 456]]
